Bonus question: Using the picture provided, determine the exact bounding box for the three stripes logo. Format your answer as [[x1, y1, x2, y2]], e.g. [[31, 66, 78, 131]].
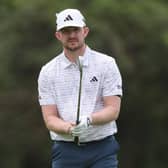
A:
[[90, 76, 98, 82], [64, 15, 73, 22]]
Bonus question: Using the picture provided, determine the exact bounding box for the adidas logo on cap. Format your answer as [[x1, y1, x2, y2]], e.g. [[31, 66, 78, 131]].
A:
[[64, 15, 73, 22], [56, 9, 86, 31]]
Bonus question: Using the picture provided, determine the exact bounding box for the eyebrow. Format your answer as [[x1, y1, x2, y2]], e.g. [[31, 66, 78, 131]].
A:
[[60, 27, 81, 32]]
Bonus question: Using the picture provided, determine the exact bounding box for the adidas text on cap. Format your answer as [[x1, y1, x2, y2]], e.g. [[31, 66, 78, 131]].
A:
[[56, 9, 86, 31]]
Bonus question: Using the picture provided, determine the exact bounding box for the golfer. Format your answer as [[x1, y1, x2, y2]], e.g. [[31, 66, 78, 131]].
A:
[[38, 8, 123, 168]]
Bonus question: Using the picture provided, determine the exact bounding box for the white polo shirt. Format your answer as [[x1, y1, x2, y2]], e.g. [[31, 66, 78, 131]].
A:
[[38, 46, 122, 142]]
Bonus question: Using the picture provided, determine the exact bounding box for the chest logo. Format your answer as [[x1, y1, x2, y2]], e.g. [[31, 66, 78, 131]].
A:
[[90, 76, 98, 82]]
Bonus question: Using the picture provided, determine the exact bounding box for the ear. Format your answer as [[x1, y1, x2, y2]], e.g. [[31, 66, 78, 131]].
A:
[[55, 31, 61, 40], [83, 27, 89, 38]]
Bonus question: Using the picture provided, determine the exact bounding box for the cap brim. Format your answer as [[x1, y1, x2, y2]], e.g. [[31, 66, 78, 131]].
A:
[[57, 22, 85, 31]]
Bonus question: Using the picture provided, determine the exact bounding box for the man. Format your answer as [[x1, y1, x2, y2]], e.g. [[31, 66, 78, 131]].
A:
[[38, 8, 123, 168]]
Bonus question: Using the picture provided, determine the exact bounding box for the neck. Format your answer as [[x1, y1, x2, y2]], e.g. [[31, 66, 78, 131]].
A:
[[64, 44, 86, 62]]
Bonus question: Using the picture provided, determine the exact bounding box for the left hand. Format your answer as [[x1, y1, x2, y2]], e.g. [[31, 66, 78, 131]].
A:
[[71, 115, 92, 137]]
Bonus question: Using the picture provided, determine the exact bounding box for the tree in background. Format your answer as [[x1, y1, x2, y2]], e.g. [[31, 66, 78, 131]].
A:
[[0, 0, 168, 168]]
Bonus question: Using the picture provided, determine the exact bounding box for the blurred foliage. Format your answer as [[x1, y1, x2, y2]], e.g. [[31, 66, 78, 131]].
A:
[[0, 0, 168, 168]]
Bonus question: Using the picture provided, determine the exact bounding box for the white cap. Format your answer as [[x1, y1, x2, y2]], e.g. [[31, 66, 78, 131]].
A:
[[56, 9, 86, 31]]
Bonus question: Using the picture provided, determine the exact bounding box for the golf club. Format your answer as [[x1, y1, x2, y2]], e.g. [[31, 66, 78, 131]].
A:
[[74, 56, 83, 145]]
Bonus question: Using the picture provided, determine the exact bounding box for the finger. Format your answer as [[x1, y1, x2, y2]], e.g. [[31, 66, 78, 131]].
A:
[[70, 122, 76, 126], [72, 133, 81, 137], [71, 129, 82, 134], [71, 129, 83, 135], [72, 125, 83, 130]]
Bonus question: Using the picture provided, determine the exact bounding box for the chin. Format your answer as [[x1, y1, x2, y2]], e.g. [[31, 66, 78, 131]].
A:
[[66, 45, 81, 51]]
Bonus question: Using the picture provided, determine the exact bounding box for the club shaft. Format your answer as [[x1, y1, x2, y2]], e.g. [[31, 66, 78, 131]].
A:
[[74, 63, 83, 145]]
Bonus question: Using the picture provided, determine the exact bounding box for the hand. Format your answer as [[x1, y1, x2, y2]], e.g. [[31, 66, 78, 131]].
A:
[[71, 115, 92, 137]]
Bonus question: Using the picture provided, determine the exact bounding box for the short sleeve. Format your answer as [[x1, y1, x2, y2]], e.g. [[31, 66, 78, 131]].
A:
[[38, 67, 56, 105], [102, 58, 123, 97]]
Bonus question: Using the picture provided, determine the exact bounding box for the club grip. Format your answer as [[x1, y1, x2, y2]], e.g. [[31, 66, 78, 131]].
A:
[[74, 136, 79, 144], [74, 120, 80, 145]]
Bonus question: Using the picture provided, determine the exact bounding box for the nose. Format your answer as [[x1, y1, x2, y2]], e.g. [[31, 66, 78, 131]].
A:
[[68, 30, 77, 37]]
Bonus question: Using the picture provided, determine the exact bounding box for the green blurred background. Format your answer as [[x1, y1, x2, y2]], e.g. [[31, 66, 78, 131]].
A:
[[0, 0, 168, 167]]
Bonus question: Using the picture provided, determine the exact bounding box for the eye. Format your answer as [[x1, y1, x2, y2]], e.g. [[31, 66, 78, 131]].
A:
[[60, 27, 81, 34], [60, 29, 68, 34], [73, 27, 80, 32]]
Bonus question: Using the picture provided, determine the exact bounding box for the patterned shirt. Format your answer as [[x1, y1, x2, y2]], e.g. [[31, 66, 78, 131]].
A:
[[38, 46, 123, 142]]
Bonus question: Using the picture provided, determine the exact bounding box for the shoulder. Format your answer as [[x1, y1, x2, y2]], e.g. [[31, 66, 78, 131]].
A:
[[40, 53, 62, 74], [90, 49, 116, 66], [88, 49, 121, 76], [38, 53, 63, 83]]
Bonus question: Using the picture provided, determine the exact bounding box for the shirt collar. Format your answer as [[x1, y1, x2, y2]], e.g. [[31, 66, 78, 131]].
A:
[[61, 46, 91, 69]]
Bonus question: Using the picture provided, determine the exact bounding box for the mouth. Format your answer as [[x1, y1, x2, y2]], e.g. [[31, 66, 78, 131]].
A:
[[68, 38, 78, 43]]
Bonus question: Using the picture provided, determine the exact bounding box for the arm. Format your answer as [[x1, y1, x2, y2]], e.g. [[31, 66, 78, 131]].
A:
[[41, 105, 75, 134], [38, 68, 75, 135], [71, 59, 122, 136], [71, 95, 121, 137], [91, 58, 122, 125], [91, 95, 121, 125]]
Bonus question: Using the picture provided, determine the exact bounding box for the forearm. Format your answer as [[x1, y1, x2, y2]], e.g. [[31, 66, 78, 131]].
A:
[[44, 116, 73, 134], [91, 105, 120, 125], [91, 96, 121, 125], [41, 105, 74, 135]]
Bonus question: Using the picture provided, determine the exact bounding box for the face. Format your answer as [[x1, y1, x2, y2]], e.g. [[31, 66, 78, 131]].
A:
[[55, 26, 89, 52]]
